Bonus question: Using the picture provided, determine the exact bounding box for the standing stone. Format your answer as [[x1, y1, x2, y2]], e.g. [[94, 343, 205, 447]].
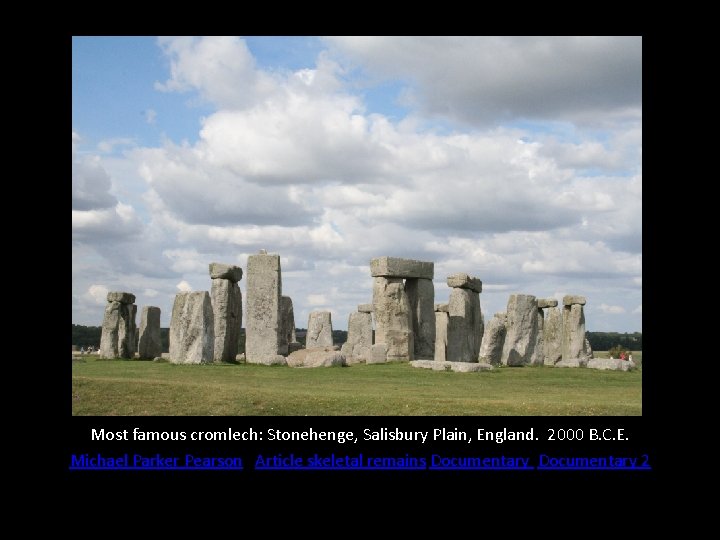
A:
[[530, 307, 545, 366], [137, 306, 162, 359], [562, 296, 591, 361], [307, 311, 333, 348], [169, 291, 214, 364], [99, 301, 121, 359], [544, 305, 563, 365], [405, 278, 435, 359], [372, 277, 414, 361], [99, 291, 137, 359], [479, 312, 507, 365], [501, 294, 540, 366], [434, 304, 449, 362], [246, 252, 285, 363], [210, 267, 243, 362], [445, 274, 483, 363], [280, 296, 300, 352], [340, 311, 372, 363]]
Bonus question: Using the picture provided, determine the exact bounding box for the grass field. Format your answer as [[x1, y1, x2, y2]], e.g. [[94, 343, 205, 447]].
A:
[[71, 352, 642, 416]]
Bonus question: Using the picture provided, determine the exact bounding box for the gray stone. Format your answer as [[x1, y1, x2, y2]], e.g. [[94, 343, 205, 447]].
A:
[[446, 273, 482, 293], [530, 308, 545, 366], [537, 298, 558, 308], [405, 278, 435, 359], [543, 306, 563, 365], [434, 303, 449, 312], [251, 355, 288, 366], [235, 353, 246, 362], [434, 311, 449, 362], [99, 301, 121, 359], [587, 358, 636, 371], [409, 360, 493, 372], [169, 291, 214, 364], [246, 253, 284, 363], [585, 337, 594, 359], [161, 352, 170, 359], [137, 306, 162, 359], [370, 256, 434, 279], [306, 311, 333, 348], [107, 291, 136, 304], [211, 278, 242, 362], [286, 346, 345, 368], [562, 303, 591, 361], [117, 303, 137, 359], [447, 287, 483, 362], [357, 303, 373, 313], [501, 294, 540, 366], [368, 343, 388, 364], [563, 295, 586, 306], [209, 262, 243, 283], [478, 312, 507, 365], [280, 296, 299, 352], [343, 311, 373, 363], [554, 358, 588, 368], [372, 277, 414, 361]]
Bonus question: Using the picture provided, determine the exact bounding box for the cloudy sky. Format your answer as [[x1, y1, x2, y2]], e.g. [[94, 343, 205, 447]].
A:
[[72, 36, 642, 332]]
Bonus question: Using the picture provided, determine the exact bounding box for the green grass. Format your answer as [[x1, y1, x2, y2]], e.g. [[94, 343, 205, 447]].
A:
[[72, 355, 642, 416]]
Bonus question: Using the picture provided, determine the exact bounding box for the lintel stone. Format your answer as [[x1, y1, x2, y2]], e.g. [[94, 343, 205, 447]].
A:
[[370, 256, 434, 279]]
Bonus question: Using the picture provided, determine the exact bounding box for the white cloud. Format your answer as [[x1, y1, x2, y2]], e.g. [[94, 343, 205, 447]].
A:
[[598, 303, 626, 314], [176, 280, 193, 292], [86, 284, 109, 304]]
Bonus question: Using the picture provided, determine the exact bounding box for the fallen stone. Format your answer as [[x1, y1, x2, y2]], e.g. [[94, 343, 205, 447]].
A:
[[211, 278, 242, 362], [306, 311, 334, 348], [587, 358, 636, 371], [554, 358, 588, 368], [409, 360, 493, 372], [537, 298, 558, 308], [563, 295, 586, 306], [137, 306, 162, 359], [405, 277, 435, 359], [107, 291, 136, 304], [478, 312, 506, 365], [286, 346, 345, 368], [357, 303, 373, 313], [251, 355, 288, 366], [209, 262, 243, 283], [168, 291, 214, 364], [372, 277, 413, 361], [446, 273, 482, 293], [370, 256, 434, 279]]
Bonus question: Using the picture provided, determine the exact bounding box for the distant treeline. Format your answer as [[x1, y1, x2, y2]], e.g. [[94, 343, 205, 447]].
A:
[[72, 324, 349, 353], [586, 332, 642, 351]]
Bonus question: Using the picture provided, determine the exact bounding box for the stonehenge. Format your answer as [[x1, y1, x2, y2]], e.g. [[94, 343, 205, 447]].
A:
[[137, 306, 161, 359], [99, 291, 137, 359], [209, 262, 243, 362], [95, 251, 603, 375]]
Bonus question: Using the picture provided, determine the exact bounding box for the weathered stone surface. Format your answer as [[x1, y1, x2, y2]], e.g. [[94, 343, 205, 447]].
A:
[[368, 343, 388, 364], [562, 304, 591, 361], [288, 342, 303, 353], [99, 301, 122, 359], [343, 311, 372, 363], [405, 278, 435, 359], [246, 252, 284, 363], [410, 360, 493, 372], [544, 306, 563, 365], [537, 298, 558, 308], [530, 308, 545, 366], [372, 277, 414, 361], [370, 256, 434, 279], [287, 346, 345, 368], [554, 358, 588, 368], [118, 303, 137, 359], [447, 288, 483, 362], [446, 273, 482, 293], [209, 262, 243, 283], [357, 303, 373, 313], [161, 352, 170, 359], [434, 303, 449, 312], [280, 296, 298, 352], [169, 291, 214, 364], [236, 353, 246, 362], [478, 312, 507, 365], [587, 358, 636, 371], [434, 311, 449, 362], [306, 311, 333, 348], [501, 294, 540, 366], [107, 291, 136, 304], [585, 337, 594, 359], [252, 355, 288, 366], [137, 306, 162, 359], [563, 295, 586, 306], [211, 278, 242, 362]]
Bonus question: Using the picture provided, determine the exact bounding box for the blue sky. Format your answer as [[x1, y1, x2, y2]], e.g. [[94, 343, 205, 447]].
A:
[[72, 36, 642, 333]]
